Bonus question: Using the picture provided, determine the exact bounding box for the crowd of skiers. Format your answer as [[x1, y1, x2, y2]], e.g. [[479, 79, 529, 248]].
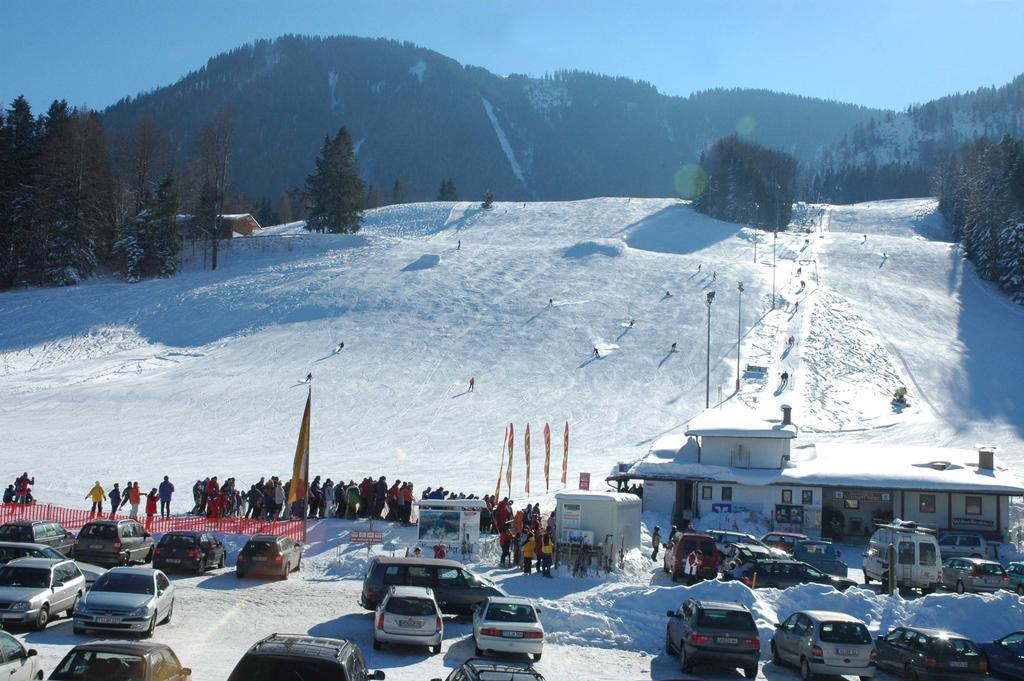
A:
[[492, 497, 556, 577], [85, 476, 177, 527]]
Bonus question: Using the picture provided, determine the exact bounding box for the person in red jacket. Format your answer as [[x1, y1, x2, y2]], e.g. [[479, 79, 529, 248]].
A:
[[127, 483, 142, 519], [433, 542, 447, 559], [144, 489, 158, 529], [401, 484, 414, 524]]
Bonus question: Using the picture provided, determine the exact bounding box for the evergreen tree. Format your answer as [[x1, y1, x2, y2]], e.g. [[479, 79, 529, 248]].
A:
[[304, 126, 364, 233], [391, 179, 402, 206], [365, 183, 383, 209], [437, 178, 458, 201], [148, 174, 180, 277], [0, 96, 40, 289], [481, 189, 494, 209], [694, 136, 797, 229]]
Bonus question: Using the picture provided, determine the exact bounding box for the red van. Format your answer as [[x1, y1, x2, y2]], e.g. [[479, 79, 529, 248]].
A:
[[663, 532, 720, 582]]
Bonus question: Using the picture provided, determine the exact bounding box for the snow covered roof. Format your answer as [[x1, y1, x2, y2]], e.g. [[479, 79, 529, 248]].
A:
[[555, 491, 641, 504], [620, 440, 1024, 495], [416, 498, 489, 510], [685, 405, 797, 440], [220, 213, 254, 220]]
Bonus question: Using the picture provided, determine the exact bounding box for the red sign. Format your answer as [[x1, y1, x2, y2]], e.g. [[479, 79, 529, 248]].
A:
[[350, 530, 384, 544], [579, 472, 591, 491]]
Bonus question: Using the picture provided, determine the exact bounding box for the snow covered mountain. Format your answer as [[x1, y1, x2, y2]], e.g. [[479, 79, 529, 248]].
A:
[[2, 197, 1022, 505]]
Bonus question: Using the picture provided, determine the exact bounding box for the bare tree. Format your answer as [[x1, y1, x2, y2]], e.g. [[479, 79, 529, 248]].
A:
[[189, 109, 234, 270]]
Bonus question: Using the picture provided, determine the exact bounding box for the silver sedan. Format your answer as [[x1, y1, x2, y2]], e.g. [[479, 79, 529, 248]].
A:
[[73, 567, 175, 638]]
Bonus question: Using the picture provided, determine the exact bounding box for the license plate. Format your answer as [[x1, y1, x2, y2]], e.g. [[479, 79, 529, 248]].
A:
[[950, 661, 968, 668], [251, 556, 266, 561], [91, 544, 104, 549], [501, 631, 524, 638], [96, 617, 119, 624], [716, 637, 738, 645], [398, 619, 422, 628], [836, 648, 859, 656], [165, 558, 181, 564]]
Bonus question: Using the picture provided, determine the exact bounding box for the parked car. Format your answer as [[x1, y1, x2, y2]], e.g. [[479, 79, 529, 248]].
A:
[[0, 521, 76, 556], [665, 598, 759, 678], [704, 530, 786, 561], [48, 641, 191, 681], [227, 634, 384, 681], [153, 531, 225, 575], [73, 520, 154, 567], [937, 531, 989, 559], [0, 629, 42, 681], [978, 631, 1024, 680], [793, 540, 849, 577], [431, 659, 544, 681], [73, 567, 174, 638], [862, 521, 942, 592], [771, 610, 876, 680], [0, 557, 86, 630], [663, 532, 719, 582], [759, 531, 809, 554], [741, 558, 857, 591], [235, 535, 302, 579], [724, 543, 773, 572], [0, 542, 106, 586], [473, 596, 544, 661], [373, 585, 443, 654], [1008, 561, 1024, 596], [360, 557, 506, 615], [941, 556, 1010, 593], [875, 626, 987, 680]]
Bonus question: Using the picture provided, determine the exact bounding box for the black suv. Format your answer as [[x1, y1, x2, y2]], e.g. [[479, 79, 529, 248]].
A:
[[742, 558, 856, 591], [153, 531, 225, 575], [432, 659, 545, 681], [236, 535, 302, 579], [875, 626, 987, 679], [665, 599, 759, 678], [0, 520, 75, 555], [227, 634, 384, 681], [360, 557, 507, 615], [73, 519, 154, 567]]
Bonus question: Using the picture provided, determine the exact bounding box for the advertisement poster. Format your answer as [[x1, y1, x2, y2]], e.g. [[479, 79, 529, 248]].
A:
[[418, 509, 462, 542]]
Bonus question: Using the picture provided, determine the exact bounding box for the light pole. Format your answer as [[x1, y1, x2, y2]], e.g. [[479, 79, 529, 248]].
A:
[[735, 282, 744, 392], [772, 226, 777, 309], [705, 290, 715, 408], [753, 202, 759, 263]]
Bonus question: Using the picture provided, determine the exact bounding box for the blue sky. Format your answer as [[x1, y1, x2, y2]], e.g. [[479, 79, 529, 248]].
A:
[[3, 0, 1023, 113]]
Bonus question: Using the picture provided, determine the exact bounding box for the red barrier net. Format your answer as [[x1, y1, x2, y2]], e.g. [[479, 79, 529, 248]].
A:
[[0, 503, 304, 541]]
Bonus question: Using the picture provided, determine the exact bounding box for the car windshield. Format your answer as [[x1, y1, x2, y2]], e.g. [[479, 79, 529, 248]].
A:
[[385, 597, 436, 616], [79, 525, 117, 539], [0, 566, 49, 588], [697, 609, 756, 631], [820, 621, 871, 644], [977, 563, 1004, 575], [160, 535, 198, 549], [936, 638, 981, 657], [92, 573, 154, 594], [228, 658, 342, 681], [486, 603, 538, 623], [50, 650, 146, 680], [0, 526, 33, 541]]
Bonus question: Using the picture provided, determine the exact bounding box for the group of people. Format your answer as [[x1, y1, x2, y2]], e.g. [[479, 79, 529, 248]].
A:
[[492, 498, 556, 577], [85, 476, 176, 527], [2, 472, 34, 504]]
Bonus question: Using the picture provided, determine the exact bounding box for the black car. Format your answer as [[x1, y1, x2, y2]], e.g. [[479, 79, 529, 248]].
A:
[[235, 535, 302, 579], [875, 626, 988, 680], [153, 531, 225, 575], [48, 641, 190, 680], [0, 521, 75, 556], [979, 631, 1024, 680], [431, 659, 545, 681], [741, 558, 856, 591], [360, 557, 507, 615], [665, 599, 759, 678], [227, 634, 384, 681]]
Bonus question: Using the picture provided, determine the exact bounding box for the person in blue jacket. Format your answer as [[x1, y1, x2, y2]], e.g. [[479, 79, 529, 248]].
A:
[[159, 476, 175, 519]]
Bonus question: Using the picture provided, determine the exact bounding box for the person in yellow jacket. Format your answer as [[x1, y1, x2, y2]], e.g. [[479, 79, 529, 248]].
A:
[[522, 531, 536, 575], [86, 481, 105, 515], [539, 528, 554, 577]]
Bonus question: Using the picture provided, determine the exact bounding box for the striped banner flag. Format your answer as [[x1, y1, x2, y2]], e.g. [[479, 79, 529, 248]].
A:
[[561, 421, 569, 484], [524, 424, 531, 495], [495, 425, 508, 500], [506, 422, 514, 492], [543, 423, 551, 492]]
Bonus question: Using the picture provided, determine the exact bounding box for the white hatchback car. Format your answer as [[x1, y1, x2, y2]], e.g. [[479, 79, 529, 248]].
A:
[[0, 629, 41, 681], [771, 610, 876, 680], [373, 585, 443, 654], [473, 596, 544, 661]]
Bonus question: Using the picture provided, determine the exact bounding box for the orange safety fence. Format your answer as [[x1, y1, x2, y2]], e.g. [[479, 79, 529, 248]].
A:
[[0, 503, 304, 541]]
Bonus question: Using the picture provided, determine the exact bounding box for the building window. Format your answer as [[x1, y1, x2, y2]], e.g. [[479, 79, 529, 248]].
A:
[[843, 499, 860, 510], [721, 486, 733, 501], [781, 489, 792, 504], [701, 486, 712, 500], [965, 496, 983, 515], [801, 490, 813, 505], [918, 494, 936, 514]]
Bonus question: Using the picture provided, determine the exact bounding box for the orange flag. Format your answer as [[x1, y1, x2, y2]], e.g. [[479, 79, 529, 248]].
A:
[[496, 425, 508, 500], [506, 422, 514, 492], [524, 424, 531, 495], [543, 423, 551, 492], [561, 421, 569, 484]]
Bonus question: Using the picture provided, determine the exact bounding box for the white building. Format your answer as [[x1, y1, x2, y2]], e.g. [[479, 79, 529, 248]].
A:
[[610, 404, 1024, 541]]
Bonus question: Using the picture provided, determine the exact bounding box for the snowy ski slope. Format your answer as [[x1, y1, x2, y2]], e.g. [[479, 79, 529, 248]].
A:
[[1, 197, 1022, 504]]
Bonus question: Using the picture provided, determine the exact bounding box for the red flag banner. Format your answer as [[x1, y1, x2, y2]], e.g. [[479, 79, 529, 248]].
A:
[[496, 425, 508, 500], [543, 423, 551, 492], [524, 424, 531, 495], [288, 387, 311, 506], [507, 422, 514, 493], [561, 421, 569, 484]]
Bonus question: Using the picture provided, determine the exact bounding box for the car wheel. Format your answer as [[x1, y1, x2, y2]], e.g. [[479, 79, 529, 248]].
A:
[[235, 571, 244, 579], [532, 653, 542, 662], [430, 644, 441, 655], [218, 554, 225, 569], [372, 639, 382, 650], [906, 664, 918, 681], [144, 547, 154, 563], [66, 593, 80, 618], [665, 629, 675, 655], [474, 645, 483, 657], [280, 563, 290, 580], [294, 556, 301, 572], [195, 561, 206, 576], [956, 580, 965, 594], [162, 602, 173, 624], [33, 605, 50, 631], [745, 666, 757, 679], [73, 624, 85, 635], [120, 552, 130, 566], [800, 656, 815, 681], [679, 645, 693, 673], [863, 572, 871, 585], [771, 642, 782, 666], [141, 614, 156, 639], [1017, 583, 1024, 596]]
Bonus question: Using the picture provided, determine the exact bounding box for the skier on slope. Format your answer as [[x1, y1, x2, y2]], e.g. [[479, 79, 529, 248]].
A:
[[671, 342, 677, 353], [593, 347, 600, 359], [468, 377, 475, 392], [335, 342, 344, 353], [712, 271, 717, 281], [697, 264, 702, 273], [628, 319, 635, 328]]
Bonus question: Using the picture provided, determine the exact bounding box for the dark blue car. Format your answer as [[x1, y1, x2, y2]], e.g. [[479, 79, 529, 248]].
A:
[[980, 631, 1024, 680]]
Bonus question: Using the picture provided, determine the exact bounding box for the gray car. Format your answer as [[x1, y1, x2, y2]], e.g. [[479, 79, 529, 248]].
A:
[[941, 557, 1010, 593], [937, 532, 990, 559], [665, 598, 759, 678], [0, 521, 76, 556], [0, 557, 86, 630], [771, 610, 876, 680], [73, 567, 175, 638], [0, 542, 106, 586], [74, 520, 154, 567]]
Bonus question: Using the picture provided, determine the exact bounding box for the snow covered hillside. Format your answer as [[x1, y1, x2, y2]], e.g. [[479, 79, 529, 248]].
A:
[[1, 197, 1022, 503]]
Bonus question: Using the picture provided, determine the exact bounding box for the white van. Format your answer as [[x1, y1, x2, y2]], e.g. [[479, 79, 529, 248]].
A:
[[862, 520, 942, 592]]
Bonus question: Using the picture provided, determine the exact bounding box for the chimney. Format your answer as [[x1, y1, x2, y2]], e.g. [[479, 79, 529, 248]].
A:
[[978, 446, 995, 470], [781, 404, 792, 426]]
